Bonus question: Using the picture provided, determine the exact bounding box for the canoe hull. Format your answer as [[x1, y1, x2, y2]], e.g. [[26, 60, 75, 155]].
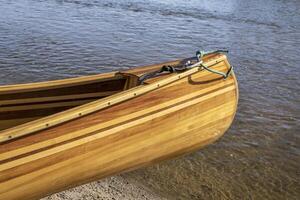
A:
[[0, 54, 238, 200]]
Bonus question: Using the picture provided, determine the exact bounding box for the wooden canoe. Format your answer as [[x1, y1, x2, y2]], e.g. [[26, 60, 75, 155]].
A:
[[0, 53, 238, 200]]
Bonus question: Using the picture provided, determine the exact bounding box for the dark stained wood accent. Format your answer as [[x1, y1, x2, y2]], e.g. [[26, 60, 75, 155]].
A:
[[0, 79, 126, 101]]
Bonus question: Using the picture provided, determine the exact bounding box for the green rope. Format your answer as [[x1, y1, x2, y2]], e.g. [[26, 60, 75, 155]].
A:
[[138, 49, 233, 84], [201, 63, 233, 79], [196, 49, 229, 58], [196, 49, 233, 79]]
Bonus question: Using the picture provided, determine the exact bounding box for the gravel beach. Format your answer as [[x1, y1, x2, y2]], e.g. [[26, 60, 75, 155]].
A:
[[42, 175, 164, 200]]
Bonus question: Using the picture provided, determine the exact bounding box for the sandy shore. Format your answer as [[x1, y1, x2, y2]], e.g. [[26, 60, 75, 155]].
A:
[[42, 175, 164, 200]]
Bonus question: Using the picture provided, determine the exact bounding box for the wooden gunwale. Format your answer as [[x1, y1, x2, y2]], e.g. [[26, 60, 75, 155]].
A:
[[0, 55, 227, 143], [0, 80, 235, 162], [0, 63, 230, 153]]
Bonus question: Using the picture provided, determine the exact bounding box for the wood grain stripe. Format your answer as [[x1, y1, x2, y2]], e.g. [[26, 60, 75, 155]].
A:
[[0, 106, 234, 187], [0, 112, 233, 197], [0, 117, 40, 131], [0, 90, 235, 182], [0, 100, 92, 112], [0, 63, 232, 152], [0, 85, 235, 171], [0, 80, 234, 161], [0, 55, 227, 143], [0, 91, 119, 106], [0, 53, 238, 200], [0, 72, 118, 94]]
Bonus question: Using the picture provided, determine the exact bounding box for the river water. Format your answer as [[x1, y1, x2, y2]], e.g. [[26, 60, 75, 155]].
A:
[[0, 0, 299, 199]]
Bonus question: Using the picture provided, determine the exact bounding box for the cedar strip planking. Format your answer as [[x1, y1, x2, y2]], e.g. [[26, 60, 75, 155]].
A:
[[0, 114, 233, 199], [0, 62, 232, 152], [0, 99, 92, 112], [0, 55, 228, 143], [0, 53, 238, 200], [0, 111, 233, 183], [0, 71, 118, 94], [0, 91, 120, 106], [0, 84, 235, 168], [0, 87, 122, 130], [0, 106, 74, 120], [0, 81, 234, 161], [0, 117, 40, 132], [0, 85, 234, 163], [0, 79, 126, 101], [0, 101, 234, 183], [0, 86, 235, 172]]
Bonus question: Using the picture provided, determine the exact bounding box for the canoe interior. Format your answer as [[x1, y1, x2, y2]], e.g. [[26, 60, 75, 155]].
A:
[[0, 57, 192, 132], [0, 76, 127, 131]]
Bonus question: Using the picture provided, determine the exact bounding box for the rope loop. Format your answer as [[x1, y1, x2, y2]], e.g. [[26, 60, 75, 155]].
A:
[[138, 49, 232, 84], [201, 63, 233, 79]]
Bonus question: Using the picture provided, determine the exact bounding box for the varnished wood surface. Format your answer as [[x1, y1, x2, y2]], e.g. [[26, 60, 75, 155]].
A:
[[0, 77, 126, 131], [0, 54, 238, 200], [0, 71, 118, 94], [0, 55, 226, 142]]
